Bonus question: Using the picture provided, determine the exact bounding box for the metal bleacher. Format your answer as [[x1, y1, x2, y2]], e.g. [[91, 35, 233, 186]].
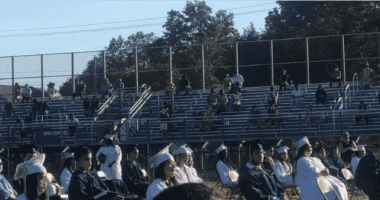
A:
[[1, 80, 380, 147]]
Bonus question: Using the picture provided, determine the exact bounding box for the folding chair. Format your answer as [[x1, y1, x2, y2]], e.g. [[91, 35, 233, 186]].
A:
[[341, 168, 367, 200], [215, 168, 244, 200], [316, 176, 342, 200], [282, 185, 300, 200]]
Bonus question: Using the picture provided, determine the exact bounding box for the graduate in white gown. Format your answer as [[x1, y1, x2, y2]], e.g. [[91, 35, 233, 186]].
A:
[[215, 144, 239, 187], [146, 151, 178, 200], [96, 134, 122, 180], [173, 146, 203, 184], [172, 146, 190, 185], [350, 145, 366, 176], [274, 146, 296, 186], [294, 137, 348, 200], [184, 148, 203, 183], [60, 151, 75, 193], [15, 153, 49, 200]]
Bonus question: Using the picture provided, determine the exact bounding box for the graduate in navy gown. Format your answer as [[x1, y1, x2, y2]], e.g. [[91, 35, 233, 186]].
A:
[[238, 140, 286, 200]]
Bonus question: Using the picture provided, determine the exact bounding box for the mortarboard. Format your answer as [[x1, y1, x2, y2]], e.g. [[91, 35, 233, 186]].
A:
[[148, 143, 172, 168], [70, 143, 90, 160], [295, 137, 310, 150], [215, 144, 228, 154], [357, 145, 367, 151], [276, 146, 289, 154], [242, 139, 265, 153], [154, 153, 174, 168], [126, 144, 139, 153], [172, 146, 190, 156]]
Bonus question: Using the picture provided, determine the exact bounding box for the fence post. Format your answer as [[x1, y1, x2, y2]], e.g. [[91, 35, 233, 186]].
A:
[[342, 35, 346, 86], [94, 56, 97, 95], [306, 38, 310, 86], [41, 55, 44, 98], [72, 53, 75, 95], [135, 48, 139, 92], [202, 45, 205, 92], [12, 57, 14, 102], [270, 40, 274, 86], [236, 43, 239, 75], [170, 46, 173, 85], [103, 51, 107, 79]]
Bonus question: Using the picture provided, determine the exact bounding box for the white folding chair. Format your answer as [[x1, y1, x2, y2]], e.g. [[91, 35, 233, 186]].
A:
[[316, 176, 342, 200]]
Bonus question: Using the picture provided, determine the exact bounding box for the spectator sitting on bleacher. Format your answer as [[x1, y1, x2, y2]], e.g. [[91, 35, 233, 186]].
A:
[[329, 66, 342, 88], [264, 104, 281, 130], [13, 82, 22, 103], [355, 101, 369, 125], [190, 111, 205, 131], [89, 96, 100, 117], [245, 104, 263, 131], [207, 88, 218, 111], [216, 89, 228, 114], [316, 85, 327, 105], [290, 84, 304, 112], [72, 80, 86, 101], [226, 94, 233, 112], [304, 104, 316, 126], [221, 74, 232, 93], [67, 114, 79, 137], [1, 100, 17, 124], [100, 78, 113, 99], [177, 74, 191, 95], [21, 84, 32, 103], [359, 61, 374, 89], [165, 81, 176, 96], [114, 78, 124, 90], [232, 92, 242, 112], [159, 108, 171, 137], [267, 86, 279, 108], [37, 101, 49, 116], [164, 99, 174, 118], [231, 72, 244, 93], [279, 68, 290, 91]]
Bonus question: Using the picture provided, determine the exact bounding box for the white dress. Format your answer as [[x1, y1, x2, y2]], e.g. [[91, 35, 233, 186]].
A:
[[350, 156, 361, 176], [174, 166, 189, 185], [15, 192, 27, 200], [295, 156, 348, 200], [96, 145, 122, 180], [60, 167, 72, 192], [146, 178, 167, 200], [182, 165, 203, 183], [216, 160, 238, 187], [274, 160, 295, 186]]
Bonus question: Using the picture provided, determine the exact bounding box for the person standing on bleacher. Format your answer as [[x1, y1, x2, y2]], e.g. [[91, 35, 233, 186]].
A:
[[21, 84, 32, 103], [101, 78, 113, 99], [72, 80, 86, 101], [315, 85, 327, 105]]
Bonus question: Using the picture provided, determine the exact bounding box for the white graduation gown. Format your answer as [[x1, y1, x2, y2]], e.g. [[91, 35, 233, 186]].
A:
[[174, 166, 189, 185], [60, 167, 72, 192], [96, 145, 122, 180], [146, 178, 167, 200], [274, 160, 294, 186], [15, 192, 27, 200], [216, 160, 238, 187], [182, 165, 203, 183], [350, 156, 361, 176], [295, 156, 348, 200]]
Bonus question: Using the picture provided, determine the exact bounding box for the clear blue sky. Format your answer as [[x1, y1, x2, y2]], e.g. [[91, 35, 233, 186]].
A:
[[0, 0, 278, 88]]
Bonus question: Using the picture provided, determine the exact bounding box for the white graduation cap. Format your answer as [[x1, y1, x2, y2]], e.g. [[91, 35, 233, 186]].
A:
[[172, 146, 190, 156], [154, 153, 174, 168], [295, 136, 310, 150], [148, 143, 173, 168], [276, 146, 290, 154], [27, 163, 47, 176], [357, 145, 367, 151], [215, 144, 228, 154], [104, 134, 116, 140]]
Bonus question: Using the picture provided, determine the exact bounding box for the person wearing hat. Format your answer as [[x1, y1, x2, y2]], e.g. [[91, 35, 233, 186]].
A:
[[146, 152, 178, 200], [14, 144, 39, 195], [293, 137, 347, 200], [96, 134, 122, 180], [351, 145, 366, 176], [173, 146, 202, 184], [239, 140, 286, 200], [14, 153, 48, 200], [354, 144, 380, 199], [0, 157, 18, 200], [60, 150, 75, 193], [122, 144, 150, 198], [68, 144, 126, 200], [214, 144, 239, 187], [183, 147, 203, 183], [273, 146, 295, 187]]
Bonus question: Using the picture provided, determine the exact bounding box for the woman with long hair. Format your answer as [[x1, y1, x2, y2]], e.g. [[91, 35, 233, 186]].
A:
[[173, 146, 203, 184], [214, 144, 238, 187], [95, 134, 122, 180], [172, 146, 189, 185], [273, 146, 295, 186], [60, 152, 75, 193], [326, 146, 346, 181], [293, 137, 348, 200], [146, 153, 178, 200]]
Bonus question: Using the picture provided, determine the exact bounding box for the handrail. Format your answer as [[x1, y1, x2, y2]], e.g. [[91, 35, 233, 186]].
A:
[[344, 84, 351, 110], [353, 73, 358, 96], [332, 97, 343, 134], [129, 86, 151, 113]]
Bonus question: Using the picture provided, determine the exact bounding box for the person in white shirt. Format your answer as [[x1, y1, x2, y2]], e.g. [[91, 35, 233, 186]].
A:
[[290, 84, 304, 111], [351, 145, 366, 176], [274, 146, 296, 187], [215, 144, 238, 187], [293, 136, 348, 200], [60, 151, 75, 193], [96, 134, 122, 180], [146, 152, 178, 200], [232, 72, 244, 93]]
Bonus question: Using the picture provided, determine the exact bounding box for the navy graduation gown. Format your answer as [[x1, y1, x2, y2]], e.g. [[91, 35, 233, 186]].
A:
[[355, 153, 380, 200], [122, 161, 150, 198], [238, 163, 285, 200]]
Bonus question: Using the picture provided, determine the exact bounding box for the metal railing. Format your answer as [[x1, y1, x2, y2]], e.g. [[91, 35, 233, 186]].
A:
[[344, 84, 351, 110]]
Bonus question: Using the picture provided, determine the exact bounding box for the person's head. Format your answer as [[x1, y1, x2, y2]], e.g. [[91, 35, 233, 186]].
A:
[[226, 74, 229, 78], [73, 145, 92, 172], [173, 146, 190, 167], [270, 86, 274, 92], [154, 153, 176, 181], [25, 163, 48, 200], [25, 84, 29, 88], [276, 146, 289, 163], [265, 145, 274, 157], [104, 138, 114, 147], [335, 66, 339, 71], [0, 158, 3, 173], [126, 144, 139, 161], [215, 144, 228, 161], [63, 155, 75, 172], [281, 68, 286, 75], [357, 145, 366, 158], [342, 131, 350, 141], [153, 183, 215, 200], [244, 140, 265, 166], [366, 62, 370, 68], [359, 101, 366, 109], [182, 74, 186, 79], [315, 146, 326, 159], [118, 78, 122, 83], [219, 89, 224, 95], [330, 146, 341, 158], [295, 137, 312, 160], [318, 85, 323, 90]]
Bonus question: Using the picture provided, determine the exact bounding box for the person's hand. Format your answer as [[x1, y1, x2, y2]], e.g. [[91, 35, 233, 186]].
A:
[[321, 169, 329, 176], [9, 193, 17, 200]]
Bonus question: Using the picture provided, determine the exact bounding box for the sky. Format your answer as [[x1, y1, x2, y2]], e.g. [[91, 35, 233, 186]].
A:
[[0, 0, 278, 88]]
